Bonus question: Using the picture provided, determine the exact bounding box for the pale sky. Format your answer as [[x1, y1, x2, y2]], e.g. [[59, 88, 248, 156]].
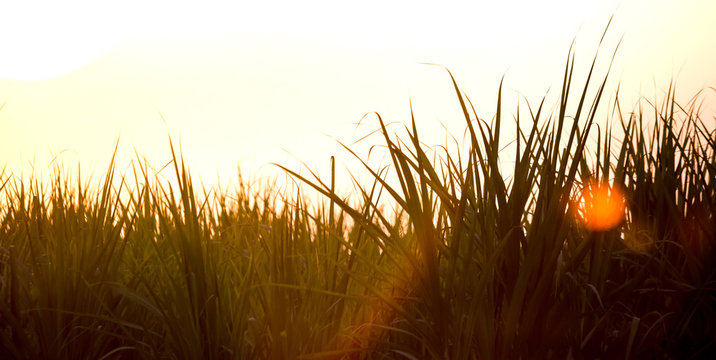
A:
[[1, 0, 714, 190]]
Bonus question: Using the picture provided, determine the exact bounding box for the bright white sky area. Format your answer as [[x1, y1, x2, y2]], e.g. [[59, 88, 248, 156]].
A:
[[1, 0, 715, 192]]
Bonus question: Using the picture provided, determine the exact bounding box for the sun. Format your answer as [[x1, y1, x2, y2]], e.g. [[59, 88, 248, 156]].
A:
[[576, 181, 626, 232]]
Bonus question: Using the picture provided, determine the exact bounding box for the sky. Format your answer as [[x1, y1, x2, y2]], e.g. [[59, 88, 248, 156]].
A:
[[0, 0, 715, 192]]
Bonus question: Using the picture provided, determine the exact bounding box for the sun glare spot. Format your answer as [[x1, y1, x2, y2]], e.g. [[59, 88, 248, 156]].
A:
[[576, 181, 626, 232]]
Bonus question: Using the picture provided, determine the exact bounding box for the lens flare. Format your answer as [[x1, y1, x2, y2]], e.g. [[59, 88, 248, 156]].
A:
[[576, 181, 626, 231]]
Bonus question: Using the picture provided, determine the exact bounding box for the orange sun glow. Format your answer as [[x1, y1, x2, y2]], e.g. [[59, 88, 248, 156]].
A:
[[576, 181, 626, 232]]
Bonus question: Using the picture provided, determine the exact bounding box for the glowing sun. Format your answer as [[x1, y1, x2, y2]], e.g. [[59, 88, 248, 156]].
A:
[[576, 181, 626, 231]]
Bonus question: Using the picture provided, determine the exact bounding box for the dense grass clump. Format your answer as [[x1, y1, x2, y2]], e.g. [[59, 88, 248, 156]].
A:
[[1, 46, 715, 359]]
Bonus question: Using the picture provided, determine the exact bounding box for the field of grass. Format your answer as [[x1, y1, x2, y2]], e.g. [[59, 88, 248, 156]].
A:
[[1, 41, 715, 359]]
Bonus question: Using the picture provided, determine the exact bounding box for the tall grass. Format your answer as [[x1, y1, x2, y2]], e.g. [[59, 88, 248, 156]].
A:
[[1, 43, 715, 358]]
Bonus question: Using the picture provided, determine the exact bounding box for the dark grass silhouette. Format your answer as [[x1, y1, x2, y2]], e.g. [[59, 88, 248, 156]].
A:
[[1, 37, 715, 359]]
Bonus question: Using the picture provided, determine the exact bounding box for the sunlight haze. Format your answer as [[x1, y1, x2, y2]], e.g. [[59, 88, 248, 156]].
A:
[[1, 0, 714, 190]]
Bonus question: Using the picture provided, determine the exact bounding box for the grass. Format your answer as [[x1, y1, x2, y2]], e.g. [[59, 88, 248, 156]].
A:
[[1, 39, 715, 359]]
